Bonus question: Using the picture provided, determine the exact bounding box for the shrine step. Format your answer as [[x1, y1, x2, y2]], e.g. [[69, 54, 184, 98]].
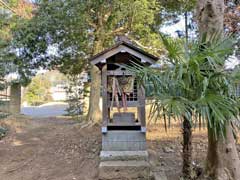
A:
[[112, 112, 135, 125], [99, 160, 150, 180], [100, 151, 148, 161]]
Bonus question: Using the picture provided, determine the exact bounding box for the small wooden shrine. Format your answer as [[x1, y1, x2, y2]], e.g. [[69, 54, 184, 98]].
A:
[[90, 40, 158, 179], [91, 41, 158, 134]]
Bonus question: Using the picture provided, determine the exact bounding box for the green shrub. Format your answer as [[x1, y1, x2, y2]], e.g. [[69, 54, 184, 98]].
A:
[[23, 75, 52, 105], [0, 126, 7, 140]]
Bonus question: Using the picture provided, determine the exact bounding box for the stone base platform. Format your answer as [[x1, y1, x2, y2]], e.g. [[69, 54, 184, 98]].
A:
[[99, 151, 151, 180], [102, 131, 147, 151], [100, 151, 148, 161], [99, 160, 150, 180]]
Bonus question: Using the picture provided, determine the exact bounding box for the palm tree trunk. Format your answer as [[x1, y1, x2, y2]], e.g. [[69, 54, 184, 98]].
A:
[[182, 116, 192, 179], [196, 0, 240, 179]]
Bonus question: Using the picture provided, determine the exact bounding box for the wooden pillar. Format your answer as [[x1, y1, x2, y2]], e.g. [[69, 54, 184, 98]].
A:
[[137, 85, 146, 132], [101, 64, 108, 133]]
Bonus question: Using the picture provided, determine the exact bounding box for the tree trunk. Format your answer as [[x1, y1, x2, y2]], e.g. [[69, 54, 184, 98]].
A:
[[196, 0, 224, 41], [196, 0, 240, 179], [206, 123, 240, 180], [87, 65, 102, 123], [87, 39, 103, 123], [10, 82, 21, 114], [182, 116, 192, 179]]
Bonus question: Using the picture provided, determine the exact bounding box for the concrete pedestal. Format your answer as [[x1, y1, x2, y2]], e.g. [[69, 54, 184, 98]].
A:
[[99, 151, 150, 180], [100, 151, 148, 161], [102, 131, 147, 151], [100, 131, 149, 179]]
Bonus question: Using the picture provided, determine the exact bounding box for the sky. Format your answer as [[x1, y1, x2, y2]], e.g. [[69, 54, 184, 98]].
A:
[[160, 15, 186, 38]]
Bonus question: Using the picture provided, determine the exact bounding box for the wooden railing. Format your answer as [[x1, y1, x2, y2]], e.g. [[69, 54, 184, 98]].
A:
[[0, 94, 10, 101]]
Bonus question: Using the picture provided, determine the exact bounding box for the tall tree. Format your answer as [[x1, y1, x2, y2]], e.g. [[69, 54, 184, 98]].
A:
[[0, 0, 33, 114], [13, 0, 162, 122], [196, 0, 240, 179]]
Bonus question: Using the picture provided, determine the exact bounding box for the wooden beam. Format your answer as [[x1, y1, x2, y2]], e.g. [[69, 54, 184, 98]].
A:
[[101, 64, 108, 133], [137, 85, 146, 133], [108, 101, 139, 107], [107, 70, 134, 76], [91, 45, 156, 65]]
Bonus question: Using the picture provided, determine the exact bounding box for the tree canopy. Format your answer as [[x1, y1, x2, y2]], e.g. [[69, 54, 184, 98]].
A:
[[0, 0, 33, 85], [12, 0, 163, 75]]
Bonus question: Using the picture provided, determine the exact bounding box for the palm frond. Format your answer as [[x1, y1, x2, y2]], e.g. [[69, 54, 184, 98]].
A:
[[127, 35, 240, 138]]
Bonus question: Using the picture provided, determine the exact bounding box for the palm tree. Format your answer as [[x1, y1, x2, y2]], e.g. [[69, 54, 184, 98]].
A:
[[128, 35, 240, 179]]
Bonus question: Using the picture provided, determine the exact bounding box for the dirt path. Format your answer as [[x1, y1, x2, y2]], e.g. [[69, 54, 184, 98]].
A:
[[21, 102, 69, 117], [0, 116, 239, 180], [0, 116, 101, 180]]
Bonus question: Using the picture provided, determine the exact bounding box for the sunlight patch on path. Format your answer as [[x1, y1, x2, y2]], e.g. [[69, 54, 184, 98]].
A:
[[12, 139, 24, 146]]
